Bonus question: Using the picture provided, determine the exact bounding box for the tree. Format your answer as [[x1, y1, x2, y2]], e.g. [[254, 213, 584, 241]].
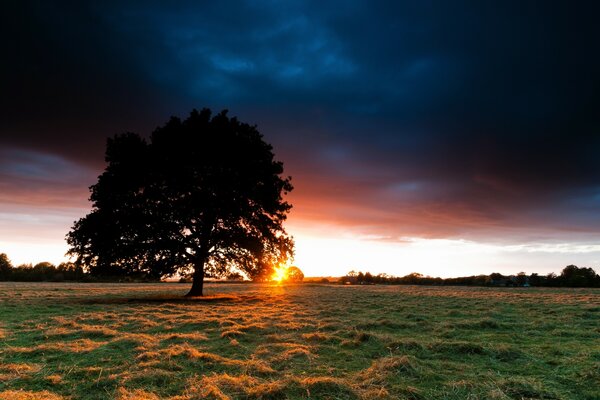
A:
[[357, 271, 365, 283], [528, 273, 542, 286], [57, 262, 85, 281], [67, 108, 294, 296], [225, 271, 245, 281], [0, 253, 12, 280], [559, 265, 600, 287], [515, 271, 528, 286], [29, 262, 55, 281], [284, 266, 304, 283], [545, 272, 558, 286]]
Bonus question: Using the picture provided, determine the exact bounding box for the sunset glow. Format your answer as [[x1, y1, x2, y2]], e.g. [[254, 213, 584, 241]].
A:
[[290, 231, 600, 278], [3, 221, 600, 280], [270, 264, 287, 282], [2, 2, 600, 279]]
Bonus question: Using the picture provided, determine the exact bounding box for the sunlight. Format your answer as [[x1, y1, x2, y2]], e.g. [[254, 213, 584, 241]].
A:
[[271, 265, 289, 283], [0, 241, 69, 266], [287, 224, 600, 278], [4, 218, 600, 280]]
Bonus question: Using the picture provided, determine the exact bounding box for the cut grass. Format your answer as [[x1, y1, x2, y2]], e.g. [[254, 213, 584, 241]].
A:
[[0, 282, 598, 399]]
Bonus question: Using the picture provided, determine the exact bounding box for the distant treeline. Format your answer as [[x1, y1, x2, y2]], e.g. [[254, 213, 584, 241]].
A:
[[2, 252, 599, 287], [339, 265, 600, 288], [0, 254, 158, 282]]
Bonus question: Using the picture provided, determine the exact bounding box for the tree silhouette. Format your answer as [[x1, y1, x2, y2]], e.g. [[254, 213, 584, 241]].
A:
[[67, 108, 294, 296], [0, 253, 12, 279], [559, 265, 600, 287], [284, 266, 304, 283]]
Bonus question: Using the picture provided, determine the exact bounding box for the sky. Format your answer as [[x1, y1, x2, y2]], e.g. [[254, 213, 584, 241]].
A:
[[1, 1, 600, 277]]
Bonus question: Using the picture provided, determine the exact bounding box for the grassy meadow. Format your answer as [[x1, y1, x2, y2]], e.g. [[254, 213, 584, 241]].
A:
[[0, 282, 598, 400]]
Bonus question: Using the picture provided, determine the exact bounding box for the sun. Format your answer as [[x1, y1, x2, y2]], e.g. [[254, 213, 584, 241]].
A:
[[271, 265, 289, 283]]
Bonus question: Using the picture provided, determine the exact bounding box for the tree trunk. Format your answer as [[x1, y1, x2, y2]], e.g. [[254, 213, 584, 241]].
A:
[[185, 261, 205, 297]]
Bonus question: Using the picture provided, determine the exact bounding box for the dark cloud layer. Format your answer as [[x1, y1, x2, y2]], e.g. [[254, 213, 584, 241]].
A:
[[1, 0, 599, 242]]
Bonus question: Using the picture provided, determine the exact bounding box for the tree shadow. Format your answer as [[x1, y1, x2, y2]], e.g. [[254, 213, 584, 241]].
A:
[[75, 293, 265, 305]]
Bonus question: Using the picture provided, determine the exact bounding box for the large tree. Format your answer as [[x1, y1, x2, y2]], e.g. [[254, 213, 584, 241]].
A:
[[67, 109, 294, 296]]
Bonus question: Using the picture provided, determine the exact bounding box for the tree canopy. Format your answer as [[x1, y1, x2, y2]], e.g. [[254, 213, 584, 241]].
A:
[[67, 108, 294, 296], [284, 266, 304, 283]]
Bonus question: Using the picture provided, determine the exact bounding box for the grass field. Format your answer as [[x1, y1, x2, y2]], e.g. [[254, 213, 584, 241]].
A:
[[0, 282, 598, 399]]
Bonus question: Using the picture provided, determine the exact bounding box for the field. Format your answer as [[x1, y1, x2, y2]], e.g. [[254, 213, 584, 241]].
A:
[[0, 283, 598, 400]]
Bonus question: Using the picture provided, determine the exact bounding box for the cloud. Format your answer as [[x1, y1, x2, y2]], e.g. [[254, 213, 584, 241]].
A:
[[1, 0, 599, 249], [0, 147, 95, 209]]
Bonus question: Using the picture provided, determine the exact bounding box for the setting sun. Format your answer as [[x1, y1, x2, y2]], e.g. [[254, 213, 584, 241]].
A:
[[271, 265, 289, 283], [270, 265, 304, 283]]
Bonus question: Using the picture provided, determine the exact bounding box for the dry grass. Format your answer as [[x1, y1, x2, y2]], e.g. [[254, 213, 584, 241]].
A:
[[116, 387, 161, 400], [0, 363, 41, 381], [160, 332, 208, 342], [0, 390, 65, 400], [177, 373, 287, 400], [45, 374, 63, 385], [0, 282, 598, 399], [8, 338, 108, 354]]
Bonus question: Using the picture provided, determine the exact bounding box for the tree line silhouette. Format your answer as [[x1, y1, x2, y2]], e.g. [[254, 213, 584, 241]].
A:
[[0, 253, 303, 283], [2, 252, 598, 287], [339, 265, 600, 287], [0, 254, 88, 282]]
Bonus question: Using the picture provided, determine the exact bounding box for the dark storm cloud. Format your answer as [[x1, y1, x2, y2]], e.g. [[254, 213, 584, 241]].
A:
[[0, 1, 184, 163], [1, 0, 599, 241]]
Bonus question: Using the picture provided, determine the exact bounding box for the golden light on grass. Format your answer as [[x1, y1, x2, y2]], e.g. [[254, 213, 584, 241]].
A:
[[1, 283, 598, 399], [0, 390, 65, 400]]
